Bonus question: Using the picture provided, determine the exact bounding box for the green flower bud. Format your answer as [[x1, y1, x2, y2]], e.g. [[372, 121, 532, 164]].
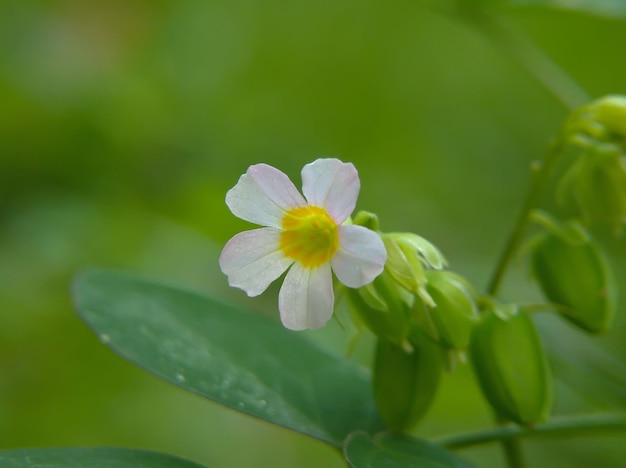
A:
[[593, 95, 626, 138], [531, 223, 617, 334], [352, 210, 380, 231], [382, 234, 427, 297], [373, 334, 443, 431], [557, 96, 626, 232], [346, 270, 413, 347], [561, 95, 626, 147], [423, 270, 479, 351], [381, 232, 446, 305], [387, 232, 448, 271], [347, 222, 449, 347], [470, 308, 552, 426], [558, 148, 626, 232]]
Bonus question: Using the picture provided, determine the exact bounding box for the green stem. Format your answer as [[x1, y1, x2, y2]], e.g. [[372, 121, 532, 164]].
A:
[[486, 141, 561, 296], [463, 7, 590, 111], [435, 414, 626, 449], [417, 4, 593, 468], [462, 10, 581, 466], [483, 136, 561, 468], [494, 413, 527, 468], [420, 1, 590, 110], [444, 5, 590, 468]]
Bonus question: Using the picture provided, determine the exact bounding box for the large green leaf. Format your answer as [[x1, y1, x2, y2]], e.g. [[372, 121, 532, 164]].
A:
[[343, 432, 475, 468], [0, 447, 205, 467], [73, 269, 383, 446], [505, 0, 626, 18]]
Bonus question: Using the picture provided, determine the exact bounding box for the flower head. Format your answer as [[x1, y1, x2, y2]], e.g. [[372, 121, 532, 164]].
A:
[[219, 158, 387, 330]]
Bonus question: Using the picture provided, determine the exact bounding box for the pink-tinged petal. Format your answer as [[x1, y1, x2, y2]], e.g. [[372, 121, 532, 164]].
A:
[[226, 163, 306, 228], [219, 228, 294, 296], [331, 225, 386, 288], [301, 158, 360, 224], [278, 263, 334, 330]]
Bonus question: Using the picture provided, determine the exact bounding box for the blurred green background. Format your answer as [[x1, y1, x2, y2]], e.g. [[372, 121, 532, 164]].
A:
[[1, 0, 625, 466]]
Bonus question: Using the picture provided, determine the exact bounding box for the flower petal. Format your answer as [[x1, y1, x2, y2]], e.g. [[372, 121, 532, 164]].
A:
[[331, 225, 387, 288], [226, 163, 306, 228], [219, 228, 294, 296], [278, 263, 334, 330], [301, 158, 359, 224]]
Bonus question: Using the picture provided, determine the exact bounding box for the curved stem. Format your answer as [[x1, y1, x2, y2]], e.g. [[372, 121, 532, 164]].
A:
[[473, 12, 590, 111], [483, 141, 561, 468], [487, 141, 561, 296], [435, 414, 626, 449], [420, 1, 590, 110]]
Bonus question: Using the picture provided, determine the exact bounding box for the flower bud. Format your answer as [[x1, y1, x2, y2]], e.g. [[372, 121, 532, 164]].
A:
[[470, 308, 552, 426], [531, 225, 617, 334], [373, 334, 443, 431], [557, 95, 626, 233], [346, 269, 413, 347], [381, 232, 446, 305], [423, 270, 478, 351], [347, 226, 448, 347], [352, 210, 380, 231], [561, 95, 626, 147], [587, 95, 626, 141]]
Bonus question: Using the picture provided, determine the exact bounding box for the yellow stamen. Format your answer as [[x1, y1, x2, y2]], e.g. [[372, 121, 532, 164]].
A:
[[280, 206, 339, 268]]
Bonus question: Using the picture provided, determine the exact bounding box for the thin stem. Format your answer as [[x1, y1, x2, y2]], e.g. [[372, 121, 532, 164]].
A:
[[420, 1, 590, 110], [465, 8, 590, 111], [435, 414, 626, 450], [487, 141, 561, 296], [500, 436, 526, 468], [483, 141, 562, 468], [491, 414, 525, 468], [462, 9, 584, 466], [436, 5, 591, 468]]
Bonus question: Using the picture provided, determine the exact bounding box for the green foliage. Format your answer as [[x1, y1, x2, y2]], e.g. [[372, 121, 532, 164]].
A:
[[343, 432, 475, 468], [0, 447, 205, 468], [73, 269, 383, 446], [2, 0, 626, 465]]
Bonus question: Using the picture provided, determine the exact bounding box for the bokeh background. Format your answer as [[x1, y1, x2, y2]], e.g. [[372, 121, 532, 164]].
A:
[[1, 0, 625, 466]]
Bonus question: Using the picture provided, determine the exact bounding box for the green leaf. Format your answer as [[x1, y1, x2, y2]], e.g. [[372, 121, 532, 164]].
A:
[[72, 269, 383, 446], [505, 0, 626, 18], [343, 432, 475, 468], [0, 447, 205, 467]]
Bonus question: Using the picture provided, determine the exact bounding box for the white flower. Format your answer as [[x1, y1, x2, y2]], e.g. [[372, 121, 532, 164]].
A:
[[219, 158, 387, 330]]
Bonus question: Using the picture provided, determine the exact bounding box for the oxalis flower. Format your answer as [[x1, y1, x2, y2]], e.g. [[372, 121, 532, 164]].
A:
[[219, 158, 387, 330]]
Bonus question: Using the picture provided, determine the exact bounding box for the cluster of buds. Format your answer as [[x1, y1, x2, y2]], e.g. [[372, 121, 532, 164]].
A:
[[347, 211, 555, 430], [347, 211, 480, 430], [348, 211, 477, 354], [556, 95, 626, 233]]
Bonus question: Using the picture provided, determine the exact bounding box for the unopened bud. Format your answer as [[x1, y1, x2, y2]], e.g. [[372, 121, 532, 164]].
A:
[[470, 307, 552, 426], [373, 334, 443, 431], [423, 270, 478, 351], [531, 223, 617, 334]]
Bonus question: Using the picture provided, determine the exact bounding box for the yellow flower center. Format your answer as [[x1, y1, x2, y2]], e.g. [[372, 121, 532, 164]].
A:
[[280, 206, 339, 268]]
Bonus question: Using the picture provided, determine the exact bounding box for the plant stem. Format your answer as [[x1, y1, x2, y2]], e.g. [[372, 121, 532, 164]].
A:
[[481, 136, 561, 468], [462, 10, 584, 467], [418, 4, 593, 468], [486, 141, 561, 296], [466, 8, 590, 111], [435, 414, 626, 449]]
